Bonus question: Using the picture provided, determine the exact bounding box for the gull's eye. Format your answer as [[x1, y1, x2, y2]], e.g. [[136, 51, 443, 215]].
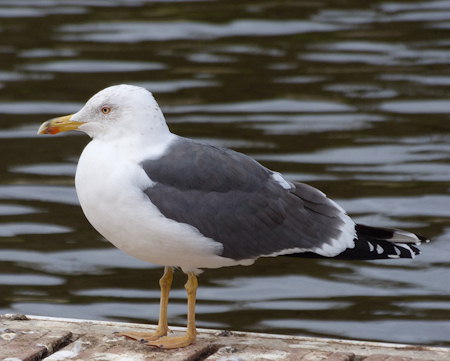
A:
[[101, 106, 111, 114]]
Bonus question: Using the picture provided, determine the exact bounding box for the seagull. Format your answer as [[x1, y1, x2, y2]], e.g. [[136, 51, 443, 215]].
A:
[[38, 84, 428, 349]]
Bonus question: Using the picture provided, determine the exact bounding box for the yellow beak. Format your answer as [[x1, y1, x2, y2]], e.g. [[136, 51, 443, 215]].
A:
[[37, 114, 85, 135]]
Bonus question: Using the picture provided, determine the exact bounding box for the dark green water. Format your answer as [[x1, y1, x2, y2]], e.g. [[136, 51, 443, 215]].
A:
[[0, 0, 449, 346]]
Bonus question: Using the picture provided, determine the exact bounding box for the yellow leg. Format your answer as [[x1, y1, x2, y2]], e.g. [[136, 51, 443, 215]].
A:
[[116, 266, 173, 342], [145, 272, 198, 349]]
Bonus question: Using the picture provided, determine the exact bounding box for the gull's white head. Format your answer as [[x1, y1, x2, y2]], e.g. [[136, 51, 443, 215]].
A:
[[38, 84, 170, 141]]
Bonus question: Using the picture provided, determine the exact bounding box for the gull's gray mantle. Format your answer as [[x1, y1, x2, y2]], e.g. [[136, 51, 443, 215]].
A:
[[141, 137, 421, 262]]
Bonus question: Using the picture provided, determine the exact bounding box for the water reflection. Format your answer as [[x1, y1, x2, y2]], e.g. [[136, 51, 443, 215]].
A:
[[58, 20, 346, 43], [0, 0, 449, 347], [380, 100, 450, 114], [0, 185, 78, 205], [23, 60, 166, 73], [0, 222, 72, 237], [0, 102, 80, 114], [0, 249, 151, 274]]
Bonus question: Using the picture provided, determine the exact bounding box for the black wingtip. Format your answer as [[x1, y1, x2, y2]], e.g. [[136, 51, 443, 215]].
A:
[[419, 235, 431, 243]]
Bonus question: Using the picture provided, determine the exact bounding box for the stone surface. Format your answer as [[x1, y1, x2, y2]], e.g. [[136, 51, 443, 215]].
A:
[[0, 314, 448, 361]]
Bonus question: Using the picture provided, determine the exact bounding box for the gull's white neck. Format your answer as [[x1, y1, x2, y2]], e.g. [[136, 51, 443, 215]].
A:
[[90, 127, 176, 164]]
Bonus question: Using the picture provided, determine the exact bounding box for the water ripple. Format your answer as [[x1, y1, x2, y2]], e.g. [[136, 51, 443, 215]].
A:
[[58, 20, 348, 43], [0, 185, 78, 205], [0, 101, 81, 115], [23, 60, 165, 73], [167, 99, 353, 114], [380, 99, 450, 113], [0, 222, 72, 236]]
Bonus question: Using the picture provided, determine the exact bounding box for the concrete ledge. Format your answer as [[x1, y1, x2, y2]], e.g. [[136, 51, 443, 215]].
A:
[[1, 314, 449, 361]]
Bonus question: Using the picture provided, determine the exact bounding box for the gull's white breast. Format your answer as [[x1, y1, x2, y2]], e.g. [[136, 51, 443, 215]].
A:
[[74, 137, 245, 273]]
